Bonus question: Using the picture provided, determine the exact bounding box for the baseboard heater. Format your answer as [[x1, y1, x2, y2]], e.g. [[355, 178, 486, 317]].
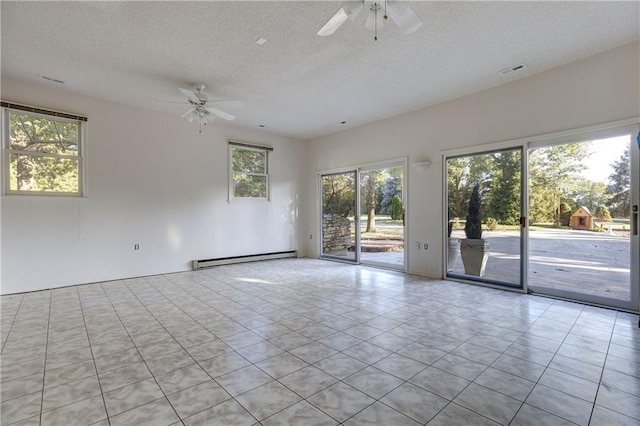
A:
[[193, 250, 298, 269]]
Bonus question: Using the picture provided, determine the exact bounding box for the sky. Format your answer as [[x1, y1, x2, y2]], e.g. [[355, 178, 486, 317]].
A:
[[581, 135, 630, 183]]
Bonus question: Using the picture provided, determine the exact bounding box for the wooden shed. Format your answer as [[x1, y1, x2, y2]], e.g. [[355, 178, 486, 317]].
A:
[[570, 206, 593, 230]]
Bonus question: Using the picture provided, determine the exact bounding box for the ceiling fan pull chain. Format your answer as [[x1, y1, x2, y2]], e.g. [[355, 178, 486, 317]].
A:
[[384, 0, 388, 20], [374, 5, 378, 41]]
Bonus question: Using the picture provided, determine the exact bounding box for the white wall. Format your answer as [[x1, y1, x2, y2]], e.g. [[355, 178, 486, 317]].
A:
[[1, 77, 306, 294], [304, 41, 640, 278]]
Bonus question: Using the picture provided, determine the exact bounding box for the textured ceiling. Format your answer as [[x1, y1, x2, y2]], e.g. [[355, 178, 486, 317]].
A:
[[1, 1, 638, 140]]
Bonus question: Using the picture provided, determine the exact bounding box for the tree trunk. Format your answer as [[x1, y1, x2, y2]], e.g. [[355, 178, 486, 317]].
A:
[[366, 207, 376, 233], [16, 156, 33, 190]]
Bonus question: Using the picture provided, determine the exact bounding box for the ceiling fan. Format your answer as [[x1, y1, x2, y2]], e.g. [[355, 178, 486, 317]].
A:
[[318, 0, 423, 41], [178, 83, 239, 132]]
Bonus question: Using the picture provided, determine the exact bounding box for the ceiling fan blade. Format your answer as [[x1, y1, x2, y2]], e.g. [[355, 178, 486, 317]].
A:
[[387, 2, 423, 34], [209, 100, 243, 109], [179, 88, 201, 104], [317, 6, 349, 36], [318, 1, 364, 36], [151, 100, 190, 104], [206, 106, 236, 121], [181, 107, 196, 118]]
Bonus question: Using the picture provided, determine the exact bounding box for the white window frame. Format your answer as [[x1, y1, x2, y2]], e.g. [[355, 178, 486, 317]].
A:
[[228, 141, 271, 202], [2, 104, 86, 196]]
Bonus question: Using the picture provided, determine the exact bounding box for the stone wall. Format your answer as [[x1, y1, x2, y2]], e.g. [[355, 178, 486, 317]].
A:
[[322, 214, 352, 255]]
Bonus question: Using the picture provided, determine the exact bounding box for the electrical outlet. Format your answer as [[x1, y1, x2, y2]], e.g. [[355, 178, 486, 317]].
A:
[[415, 242, 420, 250], [134, 244, 140, 250], [424, 243, 428, 250]]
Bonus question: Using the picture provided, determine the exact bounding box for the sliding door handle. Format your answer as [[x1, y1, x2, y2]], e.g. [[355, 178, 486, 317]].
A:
[[633, 205, 638, 236]]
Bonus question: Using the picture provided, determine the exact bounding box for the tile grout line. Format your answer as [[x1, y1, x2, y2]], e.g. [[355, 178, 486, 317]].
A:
[[0, 293, 25, 354], [38, 290, 53, 426], [77, 284, 113, 425], [586, 310, 640, 424]]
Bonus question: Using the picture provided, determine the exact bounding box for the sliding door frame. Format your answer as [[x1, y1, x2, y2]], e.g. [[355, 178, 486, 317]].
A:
[[443, 146, 527, 291], [441, 117, 640, 312], [318, 157, 408, 272], [526, 122, 639, 311]]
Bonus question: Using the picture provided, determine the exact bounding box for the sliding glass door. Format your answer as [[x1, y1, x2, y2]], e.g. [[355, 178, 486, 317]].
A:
[[446, 148, 524, 288], [527, 126, 639, 310], [320, 171, 358, 263], [320, 162, 407, 270], [359, 165, 405, 269], [444, 123, 639, 311]]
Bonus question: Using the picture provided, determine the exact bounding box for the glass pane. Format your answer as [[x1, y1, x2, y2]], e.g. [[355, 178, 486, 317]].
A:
[[321, 171, 357, 262], [9, 112, 79, 155], [446, 149, 522, 286], [359, 166, 404, 268], [233, 174, 267, 198], [528, 136, 631, 300], [10, 154, 79, 193], [232, 148, 266, 173]]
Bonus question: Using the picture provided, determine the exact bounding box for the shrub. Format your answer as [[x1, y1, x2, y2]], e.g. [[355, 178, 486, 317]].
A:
[[390, 195, 404, 220], [486, 217, 498, 231], [465, 184, 483, 239], [594, 206, 613, 222]]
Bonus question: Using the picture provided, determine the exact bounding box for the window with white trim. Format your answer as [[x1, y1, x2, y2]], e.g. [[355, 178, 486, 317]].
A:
[[3, 103, 85, 195], [229, 142, 271, 200]]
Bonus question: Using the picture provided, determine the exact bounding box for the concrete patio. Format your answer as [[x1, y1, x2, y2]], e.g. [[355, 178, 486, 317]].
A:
[[449, 228, 631, 300]]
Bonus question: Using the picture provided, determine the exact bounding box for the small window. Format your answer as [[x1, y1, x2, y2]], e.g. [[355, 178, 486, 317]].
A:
[[229, 142, 271, 200], [3, 106, 84, 195]]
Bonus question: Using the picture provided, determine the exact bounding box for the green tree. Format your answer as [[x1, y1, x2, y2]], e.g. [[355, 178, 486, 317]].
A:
[[488, 150, 521, 225], [606, 144, 630, 218], [594, 206, 613, 222], [447, 157, 470, 219], [381, 175, 402, 214], [572, 179, 607, 213], [390, 195, 404, 220], [529, 142, 590, 225]]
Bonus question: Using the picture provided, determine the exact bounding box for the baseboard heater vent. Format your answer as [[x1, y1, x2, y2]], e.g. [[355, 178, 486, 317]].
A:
[[193, 251, 298, 269]]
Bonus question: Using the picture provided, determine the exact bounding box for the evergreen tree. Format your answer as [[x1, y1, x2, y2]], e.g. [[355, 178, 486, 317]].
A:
[[465, 184, 483, 239], [390, 195, 404, 220], [606, 145, 630, 218]]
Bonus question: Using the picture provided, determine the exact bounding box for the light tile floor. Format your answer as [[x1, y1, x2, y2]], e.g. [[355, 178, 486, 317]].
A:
[[1, 259, 639, 426]]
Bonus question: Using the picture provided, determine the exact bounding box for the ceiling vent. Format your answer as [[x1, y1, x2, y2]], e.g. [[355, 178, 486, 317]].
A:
[[498, 64, 526, 76], [39, 75, 65, 84]]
